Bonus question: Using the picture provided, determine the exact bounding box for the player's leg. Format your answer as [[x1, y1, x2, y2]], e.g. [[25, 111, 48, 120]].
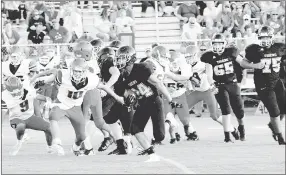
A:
[[275, 80, 286, 122], [9, 119, 27, 155], [177, 93, 199, 141], [118, 106, 134, 154], [162, 97, 180, 144], [150, 96, 166, 145], [227, 83, 246, 141], [215, 85, 237, 142], [49, 106, 66, 154], [131, 98, 156, 156], [105, 104, 126, 155], [257, 86, 285, 145], [67, 106, 94, 155]]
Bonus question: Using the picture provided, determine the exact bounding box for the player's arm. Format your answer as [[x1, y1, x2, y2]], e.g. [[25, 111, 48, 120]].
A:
[[240, 45, 265, 69], [148, 73, 172, 102], [205, 63, 215, 85], [30, 68, 58, 83], [105, 66, 120, 88], [97, 82, 124, 105]]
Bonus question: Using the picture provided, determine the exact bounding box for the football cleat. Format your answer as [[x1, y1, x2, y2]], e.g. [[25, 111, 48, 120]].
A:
[[170, 138, 177, 144], [108, 147, 127, 155], [151, 139, 164, 146], [47, 144, 65, 156], [83, 148, 95, 156], [186, 131, 199, 141], [98, 137, 113, 152], [231, 128, 240, 140], [137, 146, 155, 156], [224, 139, 234, 143], [268, 122, 278, 141], [175, 133, 181, 141], [238, 125, 246, 141]]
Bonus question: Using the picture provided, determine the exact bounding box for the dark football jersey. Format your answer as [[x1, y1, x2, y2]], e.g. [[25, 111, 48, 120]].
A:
[[100, 57, 114, 83], [118, 63, 158, 99], [201, 47, 239, 84], [245, 43, 286, 88]]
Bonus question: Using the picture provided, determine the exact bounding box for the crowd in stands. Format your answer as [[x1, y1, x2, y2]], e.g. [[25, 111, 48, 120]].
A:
[[1, 1, 285, 53]]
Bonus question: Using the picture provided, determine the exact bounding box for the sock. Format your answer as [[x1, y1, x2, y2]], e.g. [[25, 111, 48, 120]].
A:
[[83, 137, 93, 150], [184, 122, 195, 135], [123, 134, 131, 143], [222, 114, 232, 132], [72, 143, 80, 152], [53, 138, 62, 145]]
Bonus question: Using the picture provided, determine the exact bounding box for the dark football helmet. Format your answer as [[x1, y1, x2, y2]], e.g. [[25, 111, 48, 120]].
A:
[[211, 33, 227, 55], [97, 47, 116, 68], [73, 41, 93, 61], [116, 46, 136, 69], [258, 25, 274, 47]]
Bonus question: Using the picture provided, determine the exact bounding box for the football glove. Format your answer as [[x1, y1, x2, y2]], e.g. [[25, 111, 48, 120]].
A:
[[169, 101, 182, 109]]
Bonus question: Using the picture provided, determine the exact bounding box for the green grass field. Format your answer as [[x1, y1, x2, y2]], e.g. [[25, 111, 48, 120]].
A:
[[1, 112, 285, 174]]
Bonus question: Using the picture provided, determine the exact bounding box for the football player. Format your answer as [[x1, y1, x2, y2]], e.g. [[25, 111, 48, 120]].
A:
[[2, 76, 62, 156], [184, 45, 239, 140], [108, 40, 123, 53], [144, 46, 183, 144], [241, 26, 286, 145], [40, 58, 123, 156], [114, 46, 179, 161], [200, 33, 245, 143]]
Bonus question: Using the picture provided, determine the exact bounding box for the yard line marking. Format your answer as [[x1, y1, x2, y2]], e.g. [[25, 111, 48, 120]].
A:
[[159, 155, 196, 174]]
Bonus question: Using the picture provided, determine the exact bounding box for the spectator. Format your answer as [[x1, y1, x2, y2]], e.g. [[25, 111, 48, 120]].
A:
[[233, 5, 244, 33], [230, 2, 237, 14], [49, 19, 71, 43], [5, 1, 20, 25], [45, 5, 59, 31], [28, 23, 46, 44], [244, 25, 258, 46], [121, 1, 134, 19], [217, 2, 235, 33], [181, 15, 202, 44], [160, 1, 178, 17], [203, 1, 222, 24], [242, 2, 252, 17], [265, 11, 284, 35], [196, 1, 206, 16], [277, 1, 285, 19], [109, 4, 119, 23], [2, 1, 9, 18], [27, 10, 47, 32], [95, 7, 117, 42], [2, 22, 20, 45], [202, 18, 219, 39], [235, 30, 245, 51], [115, 9, 135, 34], [34, 1, 48, 19], [240, 14, 256, 34], [18, 1, 27, 21], [62, 6, 83, 43], [248, 1, 261, 18], [177, 1, 200, 30], [141, 1, 156, 17], [139, 47, 152, 63]]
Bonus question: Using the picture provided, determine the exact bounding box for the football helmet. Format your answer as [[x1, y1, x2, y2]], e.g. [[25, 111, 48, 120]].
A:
[[258, 25, 274, 47], [4, 76, 24, 99], [90, 39, 104, 54], [73, 41, 94, 61], [39, 54, 51, 65], [109, 40, 123, 52], [151, 45, 170, 66], [9, 47, 25, 66], [70, 58, 88, 84], [185, 45, 199, 65], [211, 33, 227, 55], [97, 47, 116, 68], [116, 46, 136, 69]]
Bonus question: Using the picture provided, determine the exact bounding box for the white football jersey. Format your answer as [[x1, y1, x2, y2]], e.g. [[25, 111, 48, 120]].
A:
[[144, 58, 165, 81], [55, 70, 99, 110], [2, 59, 32, 82], [2, 81, 36, 120], [164, 57, 192, 98], [38, 56, 60, 72], [189, 61, 210, 92]]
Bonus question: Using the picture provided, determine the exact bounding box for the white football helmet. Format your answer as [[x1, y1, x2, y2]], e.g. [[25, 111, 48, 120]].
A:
[[70, 58, 88, 84]]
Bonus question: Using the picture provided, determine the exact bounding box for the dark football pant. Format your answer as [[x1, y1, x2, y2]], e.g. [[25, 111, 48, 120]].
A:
[[256, 79, 285, 118], [215, 83, 244, 119], [131, 96, 165, 142], [104, 103, 134, 135]]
